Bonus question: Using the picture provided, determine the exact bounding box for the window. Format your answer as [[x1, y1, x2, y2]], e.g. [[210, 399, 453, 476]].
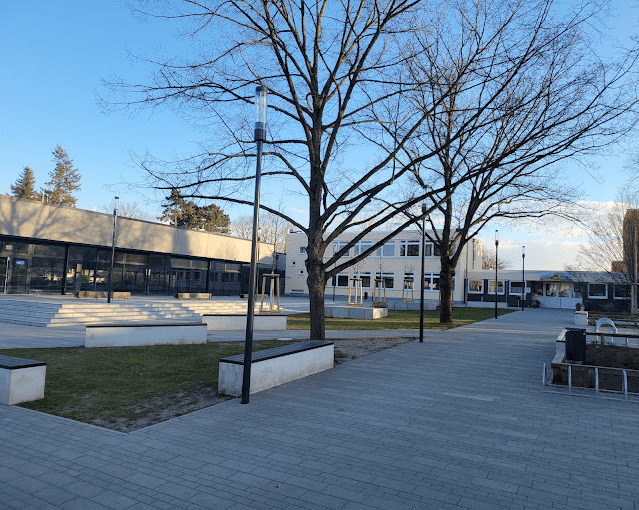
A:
[[334, 274, 349, 287], [532, 282, 544, 296], [375, 241, 395, 257], [353, 240, 372, 257], [399, 240, 420, 257], [299, 246, 307, 254], [488, 280, 505, 294], [354, 272, 371, 288], [332, 241, 350, 257], [375, 272, 395, 289], [510, 281, 524, 294], [614, 284, 631, 299], [468, 280, 483, 293], [423, 242, 441, 257], [422, 273, 455, 292], [588, 283, 608, 299], [558, 283, 571, 297]]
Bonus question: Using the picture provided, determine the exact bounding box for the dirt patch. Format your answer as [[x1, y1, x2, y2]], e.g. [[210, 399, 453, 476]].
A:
[[95, 337, 414, 432]]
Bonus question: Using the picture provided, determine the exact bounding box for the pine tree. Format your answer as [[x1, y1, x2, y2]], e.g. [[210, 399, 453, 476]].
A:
[[10, 166, 38, 200], [44, 145, 81, 206], [160, 189, 230, 234]]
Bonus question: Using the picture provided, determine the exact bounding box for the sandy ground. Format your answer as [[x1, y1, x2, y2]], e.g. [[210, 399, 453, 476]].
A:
[[98, 337, 415, 432]]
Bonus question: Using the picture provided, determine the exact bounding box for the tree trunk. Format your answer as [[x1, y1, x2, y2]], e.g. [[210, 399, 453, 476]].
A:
[[306, 251, 326, 340], [439, 259, 455, 323]]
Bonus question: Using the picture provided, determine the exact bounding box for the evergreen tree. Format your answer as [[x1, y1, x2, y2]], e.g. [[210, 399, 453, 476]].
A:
[[44, 145, 81, 206], [10, 166, 38, 200], [160, 189, 230, 234]]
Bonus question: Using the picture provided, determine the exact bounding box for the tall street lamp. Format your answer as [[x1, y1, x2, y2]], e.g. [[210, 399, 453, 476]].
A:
[[419, 186, 428, 343], [241, 85, 267, 405], [494, 229, 499, 319], [107, 196, 119, 304], [521, 245, 526, 311]]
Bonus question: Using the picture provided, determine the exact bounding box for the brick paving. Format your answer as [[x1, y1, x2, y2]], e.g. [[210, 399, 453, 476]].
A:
[[2, 308, 639, 509]]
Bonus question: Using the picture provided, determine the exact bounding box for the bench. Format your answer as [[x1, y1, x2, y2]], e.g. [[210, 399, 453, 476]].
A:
[[202, 314, 287, 332], [0, 355, 46, 405], [74, 291, 131, 299], [85, 321, 207, 348], [174, 293, 211, 299], [218, 340, 334, 397]]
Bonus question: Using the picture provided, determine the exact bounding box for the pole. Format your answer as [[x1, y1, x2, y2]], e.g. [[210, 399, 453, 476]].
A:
[[521, 246, 526, 311], [464, 238, 469, 310], [107, 197, 119, 304], [332, 243, 336, 301], [419, 186, 428, 343], [634, 224, 637, 315], [241, 85, 267, 405], [494, 230, 499, 319]]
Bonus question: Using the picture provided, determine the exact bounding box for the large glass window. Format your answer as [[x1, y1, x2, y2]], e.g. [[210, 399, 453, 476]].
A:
[[488, 280, 505, 294], [375, 241, 395, 257], [375, 272, 395, 289], [332, 241, 350, 257], [423, 242, 441, 258], [30, 244, 66, 294], [588, 283, 608, 299], [510, 281, 524, 294], [354, 272, 371, 288], [399, 240, 420, 257], [468, 280, 483, 293], [353, 240, 372, 257]]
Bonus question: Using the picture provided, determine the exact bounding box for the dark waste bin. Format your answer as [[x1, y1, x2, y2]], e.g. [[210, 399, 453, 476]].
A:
[[565, 328, 586, 363]]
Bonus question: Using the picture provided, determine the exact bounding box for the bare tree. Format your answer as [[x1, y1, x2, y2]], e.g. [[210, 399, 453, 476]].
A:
[[100, 200, 148, 220], [567, 189, 639, 312], [105, 0, 455, 340], [397, 0, 639, 322], [482, 250, 512, 271]]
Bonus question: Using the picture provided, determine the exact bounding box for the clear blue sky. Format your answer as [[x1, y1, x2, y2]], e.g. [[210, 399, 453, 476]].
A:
[[1, 1, 638, 270]]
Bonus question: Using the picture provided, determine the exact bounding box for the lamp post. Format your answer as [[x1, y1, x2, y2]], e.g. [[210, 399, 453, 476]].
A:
[[494, 229, 499, 319], [107, 196, 119, 304], [419, 186, 428, 343], [241, 85, 267, 405], [332, 242, 336, 301], [521, 245, 526, 311]]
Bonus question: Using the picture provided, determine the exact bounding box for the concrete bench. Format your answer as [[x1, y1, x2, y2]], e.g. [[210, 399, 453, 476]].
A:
[[218, 340, 334, 397], [0, 355, 46, 405], [74, 291, 131, 299], [85, 321, 207, 348], [325, 306, 388, 319], [202, 314, 287, 331], [174, 293, 211, 299]]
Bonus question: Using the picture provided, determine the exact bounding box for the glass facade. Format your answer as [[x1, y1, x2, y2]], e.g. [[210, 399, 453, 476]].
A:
[[0, 235, 248, 296]]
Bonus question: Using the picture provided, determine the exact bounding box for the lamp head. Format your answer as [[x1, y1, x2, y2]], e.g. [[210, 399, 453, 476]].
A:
[[255, 85, 268, 142], [522, 245, 526, 257], [495, 229, 499, 246], [421, 185, 428, 214]]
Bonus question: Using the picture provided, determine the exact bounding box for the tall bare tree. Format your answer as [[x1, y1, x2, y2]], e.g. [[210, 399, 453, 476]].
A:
[[567, 190, 639, 312], [397, 0, 639, 322], [105, 0, 455, 340]]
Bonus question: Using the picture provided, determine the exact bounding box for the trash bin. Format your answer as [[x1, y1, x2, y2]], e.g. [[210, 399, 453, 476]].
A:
[[565, 328, 586, 363], [364, 292, 368, 300]]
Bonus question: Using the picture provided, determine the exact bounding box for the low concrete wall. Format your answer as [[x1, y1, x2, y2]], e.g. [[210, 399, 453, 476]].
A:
[[218, 342, 334, 397], [325, 306, 388, 319], [202, 314, 287, 331], [0, 365, 46, 405], [574, 311, 588, 326], [85, 322, 207, 348]]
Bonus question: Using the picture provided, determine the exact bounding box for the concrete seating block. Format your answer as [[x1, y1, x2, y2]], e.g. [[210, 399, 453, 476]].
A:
[[325, 306, 388, 319], [85, 322, 207, 348], [218, 341, 334, 397], [202, 314, 287, 331], [574, 311, 588, 326], [0, 355, 46, 405]]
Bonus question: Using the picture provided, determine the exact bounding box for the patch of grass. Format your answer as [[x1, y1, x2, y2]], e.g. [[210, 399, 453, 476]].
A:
[[287, 308, 513, 330], [1, 340, 290, 426]]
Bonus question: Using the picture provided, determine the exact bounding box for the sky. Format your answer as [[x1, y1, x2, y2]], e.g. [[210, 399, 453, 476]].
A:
[[1, 1, 638, 271]]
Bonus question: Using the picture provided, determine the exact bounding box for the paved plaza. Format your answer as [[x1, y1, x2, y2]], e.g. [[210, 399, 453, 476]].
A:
[[2, 308, 639, 509]]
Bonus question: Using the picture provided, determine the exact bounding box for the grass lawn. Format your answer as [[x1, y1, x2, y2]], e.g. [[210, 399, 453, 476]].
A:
[[0, 340, 289, 428], [286, 307, 513, 330]]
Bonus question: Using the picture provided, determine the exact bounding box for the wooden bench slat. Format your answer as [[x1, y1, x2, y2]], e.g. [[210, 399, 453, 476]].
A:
[[0, 355, 46, 369], [221, 340, 333, 365]]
